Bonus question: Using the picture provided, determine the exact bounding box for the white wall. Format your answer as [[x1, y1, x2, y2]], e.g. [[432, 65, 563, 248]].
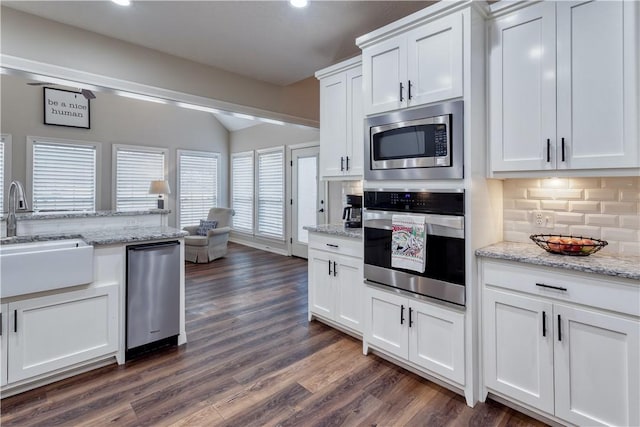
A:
[[0, 7, 319, 126], [1, 73, 229, 228]]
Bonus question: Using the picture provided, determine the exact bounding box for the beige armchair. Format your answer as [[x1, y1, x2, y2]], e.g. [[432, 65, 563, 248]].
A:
[[183, 207, 235, 263]]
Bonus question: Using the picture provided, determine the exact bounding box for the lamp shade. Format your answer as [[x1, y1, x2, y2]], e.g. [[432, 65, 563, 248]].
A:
[[148, 180, 171, 195]]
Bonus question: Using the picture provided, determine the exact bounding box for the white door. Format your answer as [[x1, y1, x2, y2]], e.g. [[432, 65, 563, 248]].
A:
[[345, 67, 364, 177], [7, 285, 119, 383], [483, 288, 555, 414], [334, 254, 363, 333], [362, 35, 407, 115], [489, 2, 557, 172], [407, 12, 463, 107], [291, 146, 323, 259], [365, 287, 408, 359], [556, 0, 638, 170], [409, 298, 465, 385], [554, 304, 640, 427]]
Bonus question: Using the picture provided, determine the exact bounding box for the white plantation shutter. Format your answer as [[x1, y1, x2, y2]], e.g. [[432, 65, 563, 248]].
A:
[[115, 147, 166, 211], [231, 152, 254, 233], [178, 150, 219, 228], [31, 140, 96, 211], [256, 148, 284, 239]]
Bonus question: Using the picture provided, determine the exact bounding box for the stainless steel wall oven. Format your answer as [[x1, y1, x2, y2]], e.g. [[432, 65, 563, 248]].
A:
[[363, 190, 465, 306]]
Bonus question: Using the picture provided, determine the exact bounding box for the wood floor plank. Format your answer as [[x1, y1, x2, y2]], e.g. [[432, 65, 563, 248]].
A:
[[0, 243, 546, 427]]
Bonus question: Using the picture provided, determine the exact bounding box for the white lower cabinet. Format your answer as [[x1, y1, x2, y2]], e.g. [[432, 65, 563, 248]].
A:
[[5, 284, 119, 384], [1, 304, 7, 387], [481, 259, 640, 426], [365, 286, 465, 385], [308, 233, 363, 334]]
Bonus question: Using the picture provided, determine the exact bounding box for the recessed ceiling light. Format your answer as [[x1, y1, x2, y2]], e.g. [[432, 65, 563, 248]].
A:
[[289, 0, 308, 8], [112, 0, 131, 6]]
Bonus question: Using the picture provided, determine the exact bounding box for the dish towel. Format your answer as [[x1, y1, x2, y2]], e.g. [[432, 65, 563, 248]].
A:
[[391, 214, 427, 273]]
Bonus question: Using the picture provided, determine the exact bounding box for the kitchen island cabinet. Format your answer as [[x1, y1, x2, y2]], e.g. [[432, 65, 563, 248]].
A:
[[0, 224, 187, 397]]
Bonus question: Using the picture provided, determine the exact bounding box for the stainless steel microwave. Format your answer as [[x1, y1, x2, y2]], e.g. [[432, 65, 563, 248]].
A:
[[365, 100, 463, 180]]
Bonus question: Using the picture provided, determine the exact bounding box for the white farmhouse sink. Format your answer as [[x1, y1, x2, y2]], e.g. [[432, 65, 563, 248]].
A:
[[0, 239, 94, 298]]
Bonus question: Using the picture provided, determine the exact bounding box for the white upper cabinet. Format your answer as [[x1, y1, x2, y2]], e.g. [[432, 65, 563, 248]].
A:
[[361, 12, 463, 116], [316, 57, 364, 179], [489, 1, 639, 174]]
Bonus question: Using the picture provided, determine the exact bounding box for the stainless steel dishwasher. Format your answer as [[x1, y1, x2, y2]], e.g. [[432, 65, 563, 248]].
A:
[[126, 240, 180, 358]]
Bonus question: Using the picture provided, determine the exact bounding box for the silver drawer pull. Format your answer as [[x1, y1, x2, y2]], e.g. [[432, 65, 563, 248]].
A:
[[536, 283, 568, 292]]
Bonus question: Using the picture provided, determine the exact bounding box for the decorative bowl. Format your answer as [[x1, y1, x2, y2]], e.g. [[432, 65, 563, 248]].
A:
[[530, 234, 608, 256]]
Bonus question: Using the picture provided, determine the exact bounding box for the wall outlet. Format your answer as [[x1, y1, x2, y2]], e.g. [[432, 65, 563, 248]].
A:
[[532, 210, 555, 229]]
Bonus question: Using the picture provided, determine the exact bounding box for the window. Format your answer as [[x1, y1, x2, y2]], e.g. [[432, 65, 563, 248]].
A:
[[28, 137, 98, 212], [256, 147, 285, 240], [114, 145, 167, 211], [177, 150, 220, 229], [231, 152, 254, 233]]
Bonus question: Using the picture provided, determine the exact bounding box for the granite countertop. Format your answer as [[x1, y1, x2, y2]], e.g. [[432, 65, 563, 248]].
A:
[[0, 209, 170, 221], [476, 241, 640, 281], [304, 224, 363, 239], [1, 226, 188, 247]]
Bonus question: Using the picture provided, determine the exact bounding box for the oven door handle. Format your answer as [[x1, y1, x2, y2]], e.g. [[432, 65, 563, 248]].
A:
[[363, 210, 464, 230]]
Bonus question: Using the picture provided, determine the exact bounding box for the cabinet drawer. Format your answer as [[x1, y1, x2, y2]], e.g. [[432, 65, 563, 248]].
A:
[[308, 233, 363, 258], [482, 259, 640, 317]]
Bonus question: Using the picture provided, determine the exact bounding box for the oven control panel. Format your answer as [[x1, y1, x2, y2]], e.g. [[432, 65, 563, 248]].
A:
[[364, 190, 464, 216]]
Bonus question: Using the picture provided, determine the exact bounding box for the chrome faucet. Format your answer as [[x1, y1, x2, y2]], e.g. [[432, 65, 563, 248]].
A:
[[7, 180, 30, 237]]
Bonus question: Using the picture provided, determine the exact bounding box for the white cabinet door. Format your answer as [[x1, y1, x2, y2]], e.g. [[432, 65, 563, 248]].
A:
[[407, 12, 463, 107], [556, 1, 639, 170], [308, 249, 334, 319], [334, 254, 363, 333], [1, 304, 7, 387], [345, 67, 364, 177], [483, 288, 555, 414], [319, 73, 347, 178], [554, 304, 640, 427], [362, 36, 407, 116], [409, 298, 465, 385], [7, 284, 119, 383], [489, 2, 557, 172], [365, 287, 408, 359]]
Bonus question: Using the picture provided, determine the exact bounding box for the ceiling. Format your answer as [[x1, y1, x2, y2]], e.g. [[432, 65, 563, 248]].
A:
[[3, 1, 433, 87]]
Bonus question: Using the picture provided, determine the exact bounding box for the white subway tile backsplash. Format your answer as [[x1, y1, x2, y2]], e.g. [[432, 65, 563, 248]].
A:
[[503, 178, 639, 255], [515, 200, 540, 210], [620, 215, 640, 229], [569, 201, 601, 212], [585, 214, 618, 227], [541, 178, 569, 189], [568, 225, 601, 238], [541, 200, 569, 210], [584, 188, 616, 201], [601, 177, 639, 189], [569, 178, 600, 189], [504, 210, 528, 221], [620, 241, 640, 257], [555, 212, 585, 224], [620, 190, 640, 203], [601, 227, 639, 242], [602, 202, 637, 215], [528, 188, 556, 199]]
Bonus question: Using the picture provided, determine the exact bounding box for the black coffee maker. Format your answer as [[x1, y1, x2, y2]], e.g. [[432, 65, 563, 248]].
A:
[[342, 194, 362, 228]]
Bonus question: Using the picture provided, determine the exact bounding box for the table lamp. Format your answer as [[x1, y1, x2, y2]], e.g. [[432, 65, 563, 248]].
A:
[[148, 180, 171, 209]]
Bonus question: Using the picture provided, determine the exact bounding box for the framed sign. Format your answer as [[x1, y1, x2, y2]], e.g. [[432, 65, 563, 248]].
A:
[[44, 87, 91, 129]]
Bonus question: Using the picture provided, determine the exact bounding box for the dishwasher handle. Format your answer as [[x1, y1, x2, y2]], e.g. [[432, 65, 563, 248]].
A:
[[128, 241, 179, 251]]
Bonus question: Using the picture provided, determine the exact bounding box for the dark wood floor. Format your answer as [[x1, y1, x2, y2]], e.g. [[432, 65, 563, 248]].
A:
[[1, 242, 546, 426]]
